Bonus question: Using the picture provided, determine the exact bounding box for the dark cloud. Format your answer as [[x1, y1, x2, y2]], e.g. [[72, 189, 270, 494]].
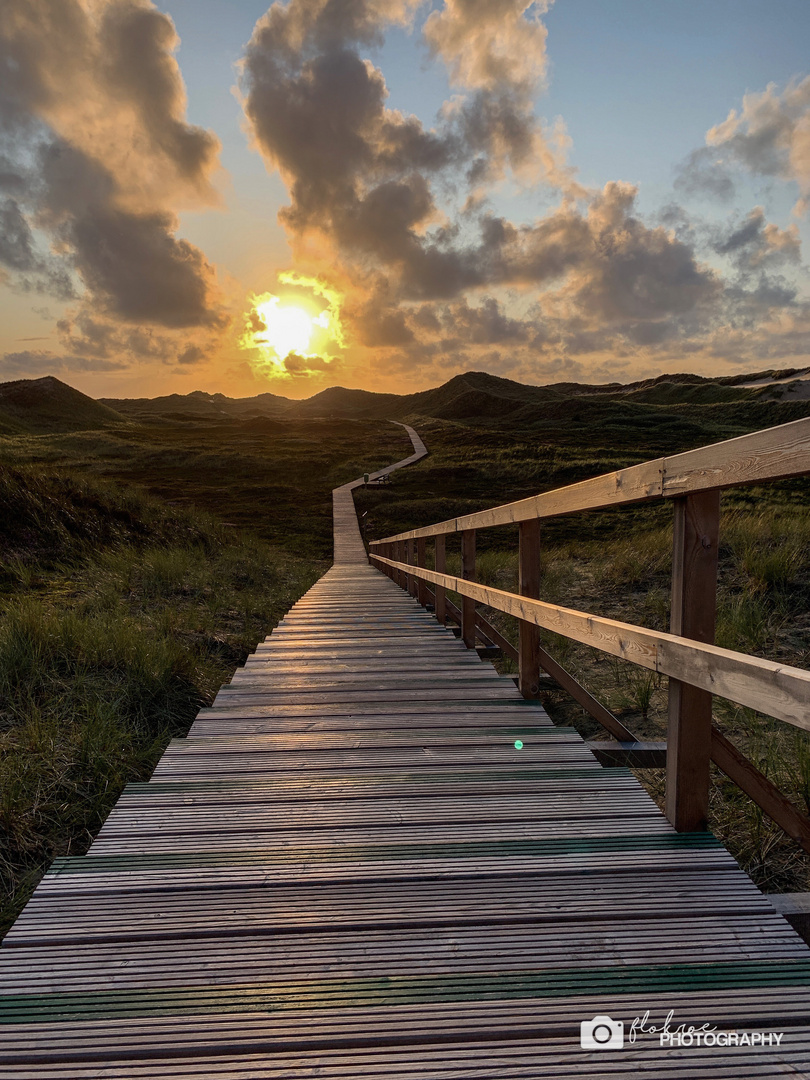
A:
[[98, 0, 220, 198], [281, 350, 336, 376], [2, 0, 220, 210], [0, 348, 127, 377], [237, 2, 809, 383], [712, 206, 801, 271], [674, 147, 736, 202], [0, 199, 37, 271], [71, 204, 220, 328], [437, 297, 528, 344], [352, 305, 415, 347], [177, 344, 207, 365], [56, 309, 222, 368], [0, 196, 76, 299], [0, 0, 225, 362], [679, 77, 810, 215], [239, 0, 581, 297]]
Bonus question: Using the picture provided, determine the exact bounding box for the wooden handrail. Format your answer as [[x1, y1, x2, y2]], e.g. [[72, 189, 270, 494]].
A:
[[369, 415, 810, 845], [369, 416, 810, 543], [369, 555, 810, 732]]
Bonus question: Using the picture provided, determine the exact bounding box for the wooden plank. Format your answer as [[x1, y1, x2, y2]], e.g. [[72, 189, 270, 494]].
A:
[[416, 537, 428, 607], [368, 556, 810, 731], [4, 418, 810, 1079], [666, 490, 720, 833], [406, 538, 417, 598]]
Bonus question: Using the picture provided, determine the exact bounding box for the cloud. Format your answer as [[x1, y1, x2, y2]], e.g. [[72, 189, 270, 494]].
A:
[[3, 0, 220, 213], [424, 1, 577, 191], [56, 309, 224, 369], [424, 0, 551, 95], [236, 2, 809, 388], [674, 147, 736, 202], [239, 0, 582, 294], [712, 206, 801, 271], [685, 76, 810, 215], [0, 348, 127, 377], [0, 197, 76, 299], [0, 0, 226, 358], [436, 297, 529, 344], [282, 350, 335, 375]]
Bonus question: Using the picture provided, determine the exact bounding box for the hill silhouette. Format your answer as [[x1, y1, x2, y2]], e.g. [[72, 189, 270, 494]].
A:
[[100, 388, 291, 420], [0, 376, 127, 433], [11, 367, 810, 446]]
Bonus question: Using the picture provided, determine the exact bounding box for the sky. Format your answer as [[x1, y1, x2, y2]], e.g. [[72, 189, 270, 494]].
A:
[[1, 1, 809, 400]]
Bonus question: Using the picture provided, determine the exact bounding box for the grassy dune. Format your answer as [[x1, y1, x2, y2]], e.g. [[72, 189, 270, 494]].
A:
[[0, 419, 408, 936], [3, 383, 810, 934]]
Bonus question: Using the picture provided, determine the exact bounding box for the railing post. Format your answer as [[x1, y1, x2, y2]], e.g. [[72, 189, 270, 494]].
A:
[[461, 529, 476, 649], [518, 519, 542, 698], [666, 490, 721, 832], [434, 535, 447, 626], [416, 537, 427, 607], [406, 539, 418, 598], [397, 540, 407, 590]]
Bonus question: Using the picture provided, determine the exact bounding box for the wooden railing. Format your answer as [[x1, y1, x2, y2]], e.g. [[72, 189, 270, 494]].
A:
[[369, 416, 810, 849]]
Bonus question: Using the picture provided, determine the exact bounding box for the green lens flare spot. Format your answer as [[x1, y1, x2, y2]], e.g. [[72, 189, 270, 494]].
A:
[[514, 740, 524, 750]]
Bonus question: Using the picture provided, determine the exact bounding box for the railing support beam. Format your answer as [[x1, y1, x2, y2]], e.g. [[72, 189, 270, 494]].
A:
[[519, 519, 542, 698], [406, 538, 417, 598], [461, 529, 476, 649], [416, 537, 428, 607], [434, 535, 446, 626], [666, 489, 720, 833]]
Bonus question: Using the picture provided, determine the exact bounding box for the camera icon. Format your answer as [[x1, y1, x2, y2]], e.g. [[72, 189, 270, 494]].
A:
[[580, 1015, 624, 1049]]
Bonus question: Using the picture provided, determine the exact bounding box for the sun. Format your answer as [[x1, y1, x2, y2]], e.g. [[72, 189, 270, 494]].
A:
[[253, 296, 316, 359], [241, 276, 344, 380]]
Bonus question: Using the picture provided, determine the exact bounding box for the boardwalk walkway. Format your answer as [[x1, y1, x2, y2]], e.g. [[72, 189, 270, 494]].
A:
[[2, 424, 810, 1075]]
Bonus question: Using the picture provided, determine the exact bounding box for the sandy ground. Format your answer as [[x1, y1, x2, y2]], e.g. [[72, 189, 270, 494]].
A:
[[740, 368, 810, 399]]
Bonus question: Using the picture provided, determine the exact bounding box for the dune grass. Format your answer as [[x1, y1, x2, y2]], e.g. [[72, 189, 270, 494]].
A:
[[0, 416, 412, 560], [0, 418, 408, 937], [0, 469, 322, 935]]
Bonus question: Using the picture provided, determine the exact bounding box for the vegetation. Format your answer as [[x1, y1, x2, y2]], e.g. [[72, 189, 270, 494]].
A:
[[0, 415, 411, 560], [0, 417, 408, 937], [3, 368, 810, 936]]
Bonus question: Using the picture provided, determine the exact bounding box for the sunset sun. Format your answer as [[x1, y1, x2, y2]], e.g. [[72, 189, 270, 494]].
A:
[[254, 297, 317, 359], [241, 275, 345, 380]]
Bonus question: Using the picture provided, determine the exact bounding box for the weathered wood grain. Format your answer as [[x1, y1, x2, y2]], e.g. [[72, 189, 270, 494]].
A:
[[370, 556, 810, 731]]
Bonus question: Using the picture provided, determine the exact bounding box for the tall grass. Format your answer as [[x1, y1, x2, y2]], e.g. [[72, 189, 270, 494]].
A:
[[0, 466, 320, 936]]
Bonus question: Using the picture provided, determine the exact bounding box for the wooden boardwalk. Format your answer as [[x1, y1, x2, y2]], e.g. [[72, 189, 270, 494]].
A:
[[2, 425, 810, 1075]]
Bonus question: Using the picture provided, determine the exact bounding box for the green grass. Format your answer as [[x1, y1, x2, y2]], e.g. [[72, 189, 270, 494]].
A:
[[0, 418, 409, 937], [0, 417, 412, 560], [0, 475, 320, 935]]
